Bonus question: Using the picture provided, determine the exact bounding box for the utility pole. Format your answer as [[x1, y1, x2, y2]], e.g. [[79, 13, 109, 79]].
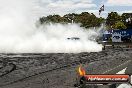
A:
[[99, 5, 105, 30]]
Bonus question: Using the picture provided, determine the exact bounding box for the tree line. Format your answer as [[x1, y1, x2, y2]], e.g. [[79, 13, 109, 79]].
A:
[[39, 12, 104, 28], [106, 12, 132, 30], [39, 12, 132, 30]]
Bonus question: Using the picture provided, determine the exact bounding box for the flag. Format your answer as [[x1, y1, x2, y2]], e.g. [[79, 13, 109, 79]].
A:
[[99, 5, 104, 15]]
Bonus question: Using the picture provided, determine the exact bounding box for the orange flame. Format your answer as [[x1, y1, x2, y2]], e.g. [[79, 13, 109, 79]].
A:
[[78, 66, 86, 76]]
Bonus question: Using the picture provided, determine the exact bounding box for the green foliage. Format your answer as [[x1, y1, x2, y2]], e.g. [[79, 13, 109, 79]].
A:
[[113, 21, 127, 29], [106, 12, 132, 30], [39, 15, 65, 24], [39, 11, 131, 30], [121, 13, 132, 29], [106, 12, 121, 27], [39, 12, 105, 29], [63, 13, 78, 23]]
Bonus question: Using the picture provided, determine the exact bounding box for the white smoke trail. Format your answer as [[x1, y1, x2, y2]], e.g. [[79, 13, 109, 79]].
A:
[[0, 0, 102, 53]]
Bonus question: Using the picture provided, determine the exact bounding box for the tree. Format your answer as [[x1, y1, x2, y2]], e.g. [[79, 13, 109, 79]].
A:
[[113, 21, 127, 29], [63, 13, 78, 23], [39, 12, 104, 29], [122, 13, 132, 29], [106, 12, 122, 29], [76, 12, 91, 28], [39, 15, 64, 24]]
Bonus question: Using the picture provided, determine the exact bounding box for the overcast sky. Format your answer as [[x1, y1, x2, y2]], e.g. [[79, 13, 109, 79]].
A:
[[38, 0, 132, 18]]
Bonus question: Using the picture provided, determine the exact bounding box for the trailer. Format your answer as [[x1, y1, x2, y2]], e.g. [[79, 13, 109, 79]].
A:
[[101, 29, 132, 49]]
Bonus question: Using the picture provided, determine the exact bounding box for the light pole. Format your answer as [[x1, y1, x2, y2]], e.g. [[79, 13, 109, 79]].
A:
[[67, 15, 74, 24]]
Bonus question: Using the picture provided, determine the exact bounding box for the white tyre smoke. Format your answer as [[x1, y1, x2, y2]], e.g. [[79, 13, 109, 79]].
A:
[[0, 0, 102, 53]]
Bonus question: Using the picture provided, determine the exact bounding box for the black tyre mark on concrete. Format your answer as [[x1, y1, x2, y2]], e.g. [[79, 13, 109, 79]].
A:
[[0, 49, 129, 88], [0, 56, 109, 87], [0, 63, 16, 77]]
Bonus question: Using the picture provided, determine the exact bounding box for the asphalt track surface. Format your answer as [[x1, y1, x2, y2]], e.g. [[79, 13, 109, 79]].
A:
[[0, 49, 131, 88]]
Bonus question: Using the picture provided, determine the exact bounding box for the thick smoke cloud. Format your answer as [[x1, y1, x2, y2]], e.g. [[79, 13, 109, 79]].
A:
[[0, 0, 102, 53]]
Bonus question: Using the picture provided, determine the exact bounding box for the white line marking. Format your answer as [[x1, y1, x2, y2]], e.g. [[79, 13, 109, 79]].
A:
[[102, 60, 131, 74], [116, 67, 127, 74]]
